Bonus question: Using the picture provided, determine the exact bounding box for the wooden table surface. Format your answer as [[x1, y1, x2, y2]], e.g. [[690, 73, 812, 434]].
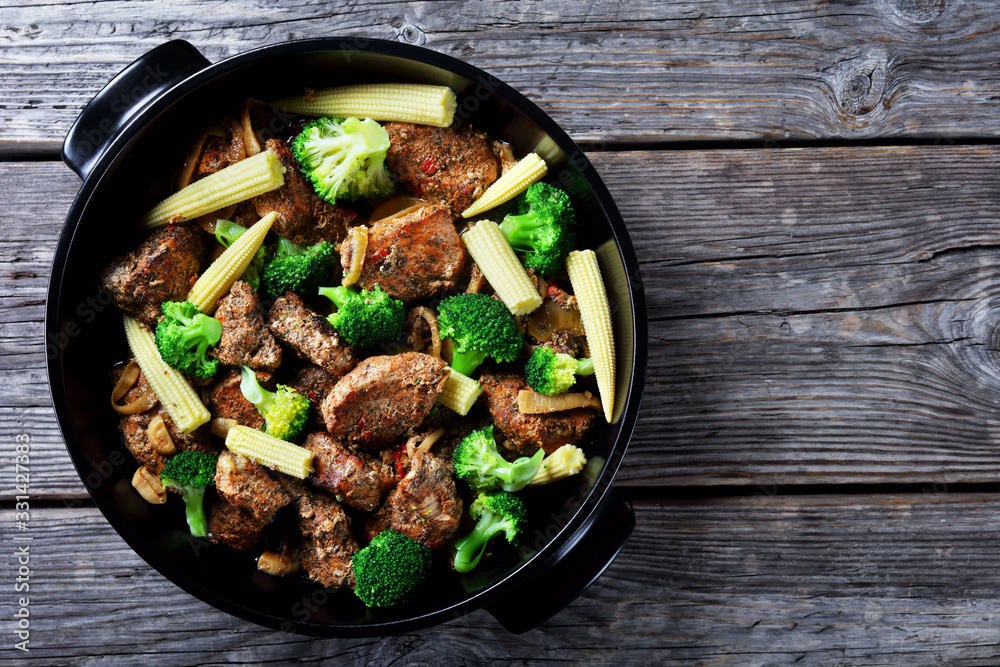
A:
[[5, 1, 1000, 664]]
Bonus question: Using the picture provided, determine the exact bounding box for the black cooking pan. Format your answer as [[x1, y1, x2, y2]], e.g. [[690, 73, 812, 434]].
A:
[[48, 38, 647, 635]]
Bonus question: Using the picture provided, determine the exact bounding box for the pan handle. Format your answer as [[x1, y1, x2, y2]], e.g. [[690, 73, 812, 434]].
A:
[[62, 40, 210, 180], [485, 489, 635, 633]]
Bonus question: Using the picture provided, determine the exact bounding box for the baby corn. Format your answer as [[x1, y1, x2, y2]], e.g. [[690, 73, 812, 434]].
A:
[[565, 250, 616, 422], [271, 83, 457, 128], [437, 368, 482, 416], [461, 220, 542, 315], [139, 150, 285, 229], [122, 315, 210, 433], [461, 153, 547, 218], [187, 212, 275, 313], [225, 425, 315, 479], [527, 445, 587, 486]]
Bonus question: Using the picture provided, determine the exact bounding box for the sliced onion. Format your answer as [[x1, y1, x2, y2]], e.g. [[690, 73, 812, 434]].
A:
[[211, 417, 238, 439], [526, 299, 583, 343], [517, 389, 601, 414], [368, 197, 428, 225], [147, 414, 177, 455], [415, 428, 446, 456], [174, 131, 209, 192], [341, 226, 369, 286], [174, 125, 228, 191], [406, 306, 441, 359], [465, 262, 486, 294], [227, 116, 246, 163], [240, 99, 263, 157], [111, 360, 158, 414], [195, 204, 238, 235]]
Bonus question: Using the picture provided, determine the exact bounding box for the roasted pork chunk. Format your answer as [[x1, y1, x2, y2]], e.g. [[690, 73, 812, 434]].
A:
[[343, 203, 465, 301], [99, 224, 205, 327], [321, 353, 448, 449]]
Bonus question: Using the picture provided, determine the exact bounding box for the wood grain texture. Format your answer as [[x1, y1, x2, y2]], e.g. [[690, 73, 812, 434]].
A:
[[2, 0, 1000, 150], [8, 496, 1000, 665], [587, 145, 1000, 485], [7, 144, 1000, 494]]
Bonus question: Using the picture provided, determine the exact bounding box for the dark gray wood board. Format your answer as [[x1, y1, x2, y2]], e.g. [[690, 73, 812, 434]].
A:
[[7, 143, 1000, 496], [9, 496, 1000, 666], [3, 0, 1000, 150]]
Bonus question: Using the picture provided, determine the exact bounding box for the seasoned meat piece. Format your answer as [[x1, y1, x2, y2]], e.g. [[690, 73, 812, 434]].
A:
[[208, 494, 269, 551], [268, 292, 357, 378], [99, 224, 205, 327], [384, 122, 500, 217], [305, 432, 398, 511], [215, 449, 293, 521], [541, 329, 586, 358], [114, 366, 215, 475], [119, 409, 217, 476], [321, 353, 448, 449], [288, 365, 337, 428], [365, 453, 462, 550], [274, 473, 309, 502], [345, 204, 465, 301], [480, 371, 597, 456], [297, 492, 359, 589], [254, 139, 356, 245], [546, 283, 578, 311], [192, 135, 231, 181], [119, 413, 167, 475], [212, 281, 282, 372], [288, 365, 336, 404], [204, 368, 265, 430], [229, 199, 261, 228]]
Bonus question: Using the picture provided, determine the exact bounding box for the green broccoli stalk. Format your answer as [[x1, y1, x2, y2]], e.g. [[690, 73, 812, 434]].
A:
[[453, 425, 544, 493], [239, 366, 311, 442], [154, 301, 223, 379], [261, 237, 337, 295], [352, 529, 433, 607], [214, 219, 268, 290], [436, 293, 524, 377], [453, 491, 527, 573], [291, 116, 394, 205], [160, 450, 218, 538], [317, 285, 405, 349], [499, 182, 577, 277], [524, 346, 595, 396]]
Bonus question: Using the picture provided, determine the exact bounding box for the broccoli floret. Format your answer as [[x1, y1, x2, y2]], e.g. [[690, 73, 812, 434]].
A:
[[453, 425, 544, 493], [524, 346, 595, 396], [160, 450, 218, 538], [436, 293, 524, 376], [239, 366, 311, 442], [215, 219, 268, 290], [499, 182, 577, 277], [453, 491, 527, 573], [154, 301, 223, 379], [291, 116, 394, 204], [352, 529, 433, 607], [317, 285, 405, 349], [262, 237, 337, 295]]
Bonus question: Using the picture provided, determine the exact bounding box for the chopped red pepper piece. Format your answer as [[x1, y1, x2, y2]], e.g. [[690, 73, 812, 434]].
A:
[[419, 157, 438, 175], [365, 248, 391, 265]]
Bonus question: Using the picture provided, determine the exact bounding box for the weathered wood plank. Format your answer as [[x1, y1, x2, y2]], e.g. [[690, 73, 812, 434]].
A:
[[2, 0, 1000, 150], [8, 144, 1000, 495], [8, 496, 1000, 665], [588, 145, 1000, 485]]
